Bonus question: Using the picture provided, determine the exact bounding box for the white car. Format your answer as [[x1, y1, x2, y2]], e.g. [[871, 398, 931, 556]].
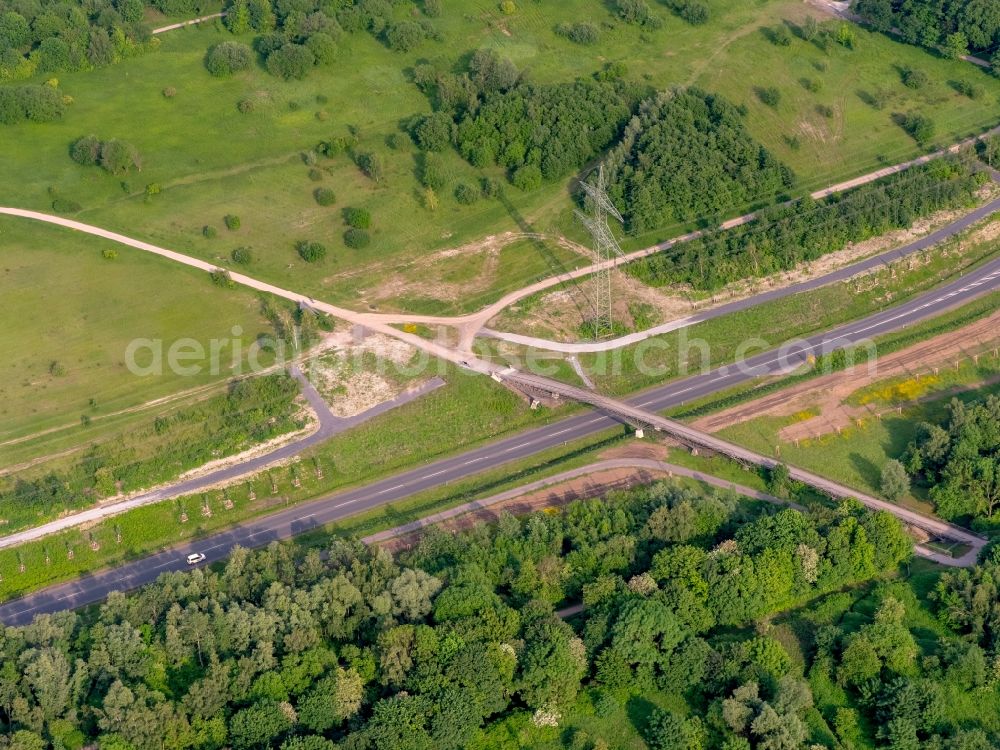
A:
[[185, 552, 206, 565]]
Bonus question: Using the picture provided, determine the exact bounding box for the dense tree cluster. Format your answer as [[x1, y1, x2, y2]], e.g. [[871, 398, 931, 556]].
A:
[[627, 156, 984, 290], [0, 373, 301, 529], [0, 478, 916, 749], [453, 75, 638, 186], [603, 88, 794, 234], [230, 0, 442, 80], [0, 0, 155, 80], [0, 82, 63, 124], [904, 394, 1000, 523], [854, 0, 1000, 60], [205, 41, 252, 77]]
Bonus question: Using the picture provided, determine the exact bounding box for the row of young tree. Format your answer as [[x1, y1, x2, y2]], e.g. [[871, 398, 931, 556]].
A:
[[0, 0, 156, 81], [0, 476, 920, 749], [853, 0, 1000, 63], [0, 371, 302, 532], [626, 155, 985, 291]]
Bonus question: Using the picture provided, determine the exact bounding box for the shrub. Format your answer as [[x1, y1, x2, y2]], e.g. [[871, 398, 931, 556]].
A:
[[816, 104, 835, 118], [344, 207, 371, 229], [205, 42, 253, 77], [266, 44, 315, 80], [0, 85, 64, 125], [231, 247, 252, 265], [900, 112, 935, 143], [481, 176, 503, 198], [454, 181, 480, 205], [880, 459, 910, 501], [757, 86, 781, 107], [210, 268, 236, 288], [52, 198, 81, 213], [386, 133, 405, 150], [418, 152, 446, 189], [952, 80, 983, 99], [225, 214, 241, 230], [901, 67, 929, 89], [356, 152, 384, 182], [237, 97, 257, 114], [511, 164, 542, 191], [99, 140, 141, 174], [499, 0, 516, 14], [555, 21, 600, 45], [423, 0, 442, 17], [70, 135, 101, 166], [314, 187, 336, 206], [677, 0, 709, 25], [308, 168, 323, 181], [203, 225, 218, 239], [306, 33, 337, 67], [162, 87, 177, 98], [615, 0, 660, 27], [770, 25, 792, 46], [297, 241, 327, 262], [343, 228, 370, 248], [101, 248, 118, 260]]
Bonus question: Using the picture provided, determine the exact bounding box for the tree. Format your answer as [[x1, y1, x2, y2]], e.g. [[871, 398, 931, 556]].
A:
[[468, 48, 519, 94], [944, 31, 969, 59], [228, 701, 292, 749], [357, 152, 384, 182], [206, 42, 252, 77], [226, 0, 252, 34], [645, 709, 703, 750], [413, 112, 453, 151], [384, 21, 424, 52], [880, 460, 910, 501], [71, 135, 102, 166], [306, 33, 337, 66], [388, 569, 441, 621]]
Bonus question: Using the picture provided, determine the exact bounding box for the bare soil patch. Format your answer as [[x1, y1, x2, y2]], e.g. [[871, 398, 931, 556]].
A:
[[691, 309, 1000, 440]]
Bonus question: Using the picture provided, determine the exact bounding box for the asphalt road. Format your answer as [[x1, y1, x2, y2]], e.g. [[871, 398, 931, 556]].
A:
[[1, 256, 999, 625], [483, 190, 1000, 353]]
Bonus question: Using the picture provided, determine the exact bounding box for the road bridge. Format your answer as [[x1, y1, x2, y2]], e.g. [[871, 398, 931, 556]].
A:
[[498, 369, 986, 565]]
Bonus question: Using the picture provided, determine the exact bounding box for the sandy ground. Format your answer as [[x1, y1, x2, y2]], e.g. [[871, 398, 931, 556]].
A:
[[691, 309, 1000, 440], [304, 332, 426, 417], [322, 232, 593, 310], [490, 202, 998, 342]]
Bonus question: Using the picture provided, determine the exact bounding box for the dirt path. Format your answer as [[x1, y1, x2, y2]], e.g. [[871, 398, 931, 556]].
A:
[[151, 12, 224, 34], [691, 308, 1000, 437]]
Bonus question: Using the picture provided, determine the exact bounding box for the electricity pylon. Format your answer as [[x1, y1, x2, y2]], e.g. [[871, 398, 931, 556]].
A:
[[575, 165, 626, 340]]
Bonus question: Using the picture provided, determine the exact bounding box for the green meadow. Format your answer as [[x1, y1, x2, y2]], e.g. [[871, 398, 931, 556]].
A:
[[0, 0, 997, 315]]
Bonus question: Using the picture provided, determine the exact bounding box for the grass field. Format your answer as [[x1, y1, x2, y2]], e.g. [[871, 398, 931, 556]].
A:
[[1, 0, 997, 315], [0, 215, 285, 455], [717, 364, 1000, 511]]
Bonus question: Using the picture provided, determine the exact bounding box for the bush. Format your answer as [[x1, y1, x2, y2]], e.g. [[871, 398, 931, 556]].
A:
[[203, 225, 218, 239], [102, 248, 118, 260], [237, 97, 257, 114], [70, 135, 101, 166], [99, 140, 141, 174], [615, 0, 659, 27], [344, 207, 371, 229], [266, 44, 315, 80], [52, 198, 81, 213], [343, 228, 370, 248], [423, 0, 442, 17], [757, 86, 781, 107], [418, 152, 446, 189], [901, 67, 928, 89], [952, 80, 983, 99], [454, 181, 480, 204], [225, 214, 241, 230], [0, 84, 65, 125], [297, 241, 327, 262], [677, 0, 709, 25], [511, 164, 542, 191], [356, 152, 384, 182], [384, 21, 425, 52], [308, 168, 323, 181], [210, 268, 236, 288], [306, 33, 337, 67], [314, 187, 336, 206], [900, 112, 935, 143], [231, 247, 252, 265], [205, 42, 253, 77], [162, 87, 177, 98], [555, 21, 600, 45]]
